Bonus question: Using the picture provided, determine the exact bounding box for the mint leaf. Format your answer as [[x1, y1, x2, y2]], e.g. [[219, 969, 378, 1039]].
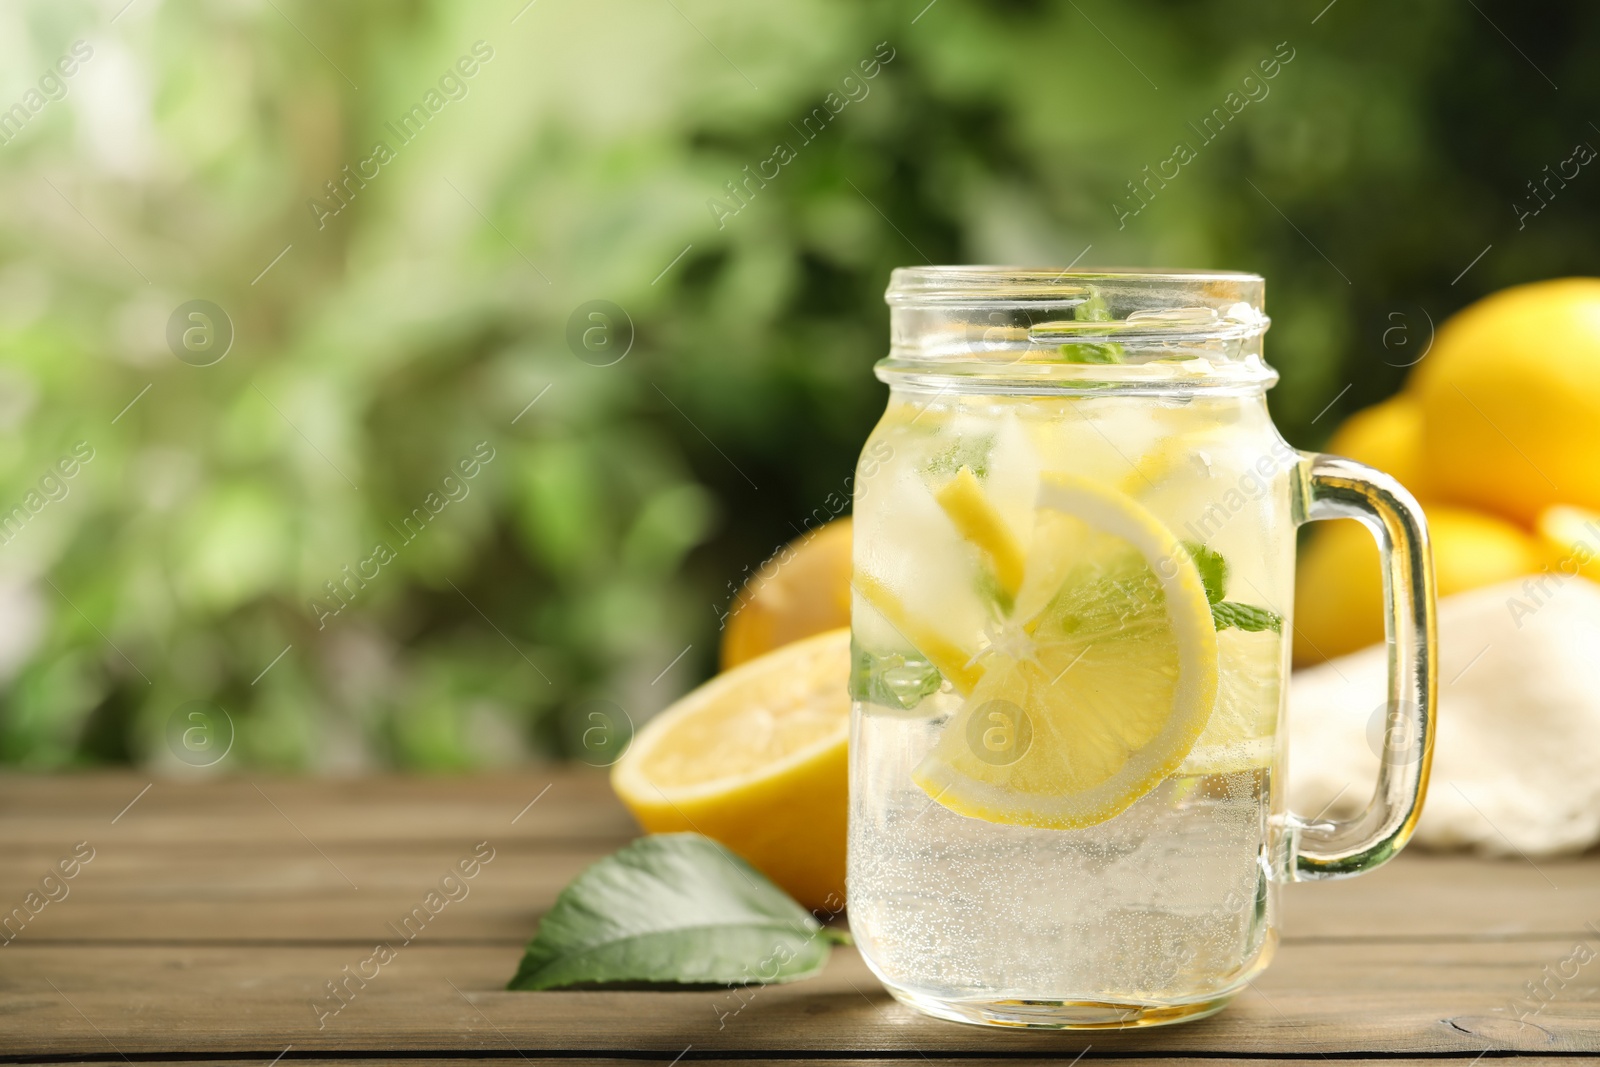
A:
[[1212, 601, 1283, 633], [507, 834, 841, 990], [1177, 544, 1278, 632], [924, 435, 993, 477], [1074, 288, 1114, 322], [1181, 541, 1229, 604], [1058, 342, 1124, 364], [1060, 287, 1124, 363], [851, 640, 943, 711]]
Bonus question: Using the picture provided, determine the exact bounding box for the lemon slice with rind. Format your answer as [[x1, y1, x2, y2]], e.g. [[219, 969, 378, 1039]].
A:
[[1177, 627, 1281, 777], [912, 474, 1219, 830], [935, 465, 1027, 599], [611, 627, 851, 910], [853, 572, 985, 694]]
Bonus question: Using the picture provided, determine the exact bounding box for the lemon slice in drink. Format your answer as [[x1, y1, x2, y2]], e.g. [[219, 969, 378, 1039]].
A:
[[913, 474, 1219, 830], [1178, 627, 1282, 777], [935, 465, 1027, 599]]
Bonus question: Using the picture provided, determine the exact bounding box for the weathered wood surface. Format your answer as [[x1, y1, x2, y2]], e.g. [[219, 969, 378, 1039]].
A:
[[0, 770, 1594, 1063]]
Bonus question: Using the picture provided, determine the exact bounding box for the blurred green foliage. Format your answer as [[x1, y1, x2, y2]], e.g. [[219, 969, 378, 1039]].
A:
[[0, 0, 1595, 769]]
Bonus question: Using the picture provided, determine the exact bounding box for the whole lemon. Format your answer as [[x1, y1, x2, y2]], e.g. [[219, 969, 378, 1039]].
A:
[[721, 517, 852, 669], [1325, 396, 1430, 500], [1537, 504, 1600, 584], [1411, 278, 1600, 523], [1293, 504, 1542, 664]]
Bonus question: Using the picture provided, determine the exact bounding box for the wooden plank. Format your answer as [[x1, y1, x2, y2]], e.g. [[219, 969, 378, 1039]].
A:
[[2, 774, 1595, 946], [0, 770, 633, 848], [1280, 850, 1600, 942], [1, 940, 1594, 1058], [0, 846, 595, 944], [0, 773, 624, 946], [4, 847, 1594, 947]]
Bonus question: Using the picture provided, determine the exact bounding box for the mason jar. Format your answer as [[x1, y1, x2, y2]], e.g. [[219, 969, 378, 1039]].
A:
[[847, 267, 1435, 1029]]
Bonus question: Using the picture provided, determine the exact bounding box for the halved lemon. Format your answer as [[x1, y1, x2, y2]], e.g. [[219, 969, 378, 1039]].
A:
[[611, 627, 850, 910], [912, 474, 1219, 830]]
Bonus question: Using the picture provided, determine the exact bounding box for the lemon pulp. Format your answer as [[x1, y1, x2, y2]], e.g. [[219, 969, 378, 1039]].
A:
[[1178, 627, 1282, 777], [610, 627, 850, 909]]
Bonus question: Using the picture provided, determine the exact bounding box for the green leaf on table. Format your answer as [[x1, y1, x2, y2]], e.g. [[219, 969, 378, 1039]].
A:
[[1181, 541, 1229, 604], [1212, 600, 1283, 633], [507, 833, 846, 991]]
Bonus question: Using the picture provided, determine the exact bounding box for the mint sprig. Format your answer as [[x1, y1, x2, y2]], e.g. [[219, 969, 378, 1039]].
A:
[[1059, 343, 1124, 364], [1059, 286, 1125, 364], [1180, 541, 1283, 634], [1180, 541, 1228, 605], [1211, 600, 1284, 634]]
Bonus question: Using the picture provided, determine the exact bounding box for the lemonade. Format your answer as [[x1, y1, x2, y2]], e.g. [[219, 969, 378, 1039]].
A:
[[849, 390, 1294, 1025], [851, 723, 1272, 1024], [846, 269, 1321, 1027]]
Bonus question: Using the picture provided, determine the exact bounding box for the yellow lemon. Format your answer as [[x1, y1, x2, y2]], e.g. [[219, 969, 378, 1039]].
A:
[[910, 474, 1219, 830], [1293, 504, 1543, 663], [1326, 395, 1430, 499], [1411, 278, 1600, 523], [721, 518, 852, 670], [612, 628, 850, 911], [1536, 504, 1600, 583]]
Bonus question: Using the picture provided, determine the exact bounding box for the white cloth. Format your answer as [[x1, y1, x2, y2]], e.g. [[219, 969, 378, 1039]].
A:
[[1288, 578, 1600, 857]]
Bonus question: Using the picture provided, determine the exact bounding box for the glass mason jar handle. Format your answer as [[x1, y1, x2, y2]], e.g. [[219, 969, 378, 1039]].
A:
[[1286, 453, 1438, 881]]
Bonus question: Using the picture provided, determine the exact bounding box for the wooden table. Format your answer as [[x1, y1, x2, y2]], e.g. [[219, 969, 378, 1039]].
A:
[[2, 771, 1596, 1065]]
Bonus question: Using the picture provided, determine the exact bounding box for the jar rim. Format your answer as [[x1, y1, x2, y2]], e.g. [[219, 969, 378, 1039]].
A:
[[886, 265, 1264, 306], [880, 265, 1274, 391]]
